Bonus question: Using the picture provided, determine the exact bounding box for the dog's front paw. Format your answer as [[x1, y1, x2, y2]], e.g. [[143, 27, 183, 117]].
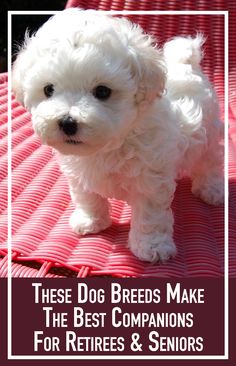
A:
[[128, 232, 177, 263], [70, 208, 112, 235], [192, 176, 224, 205]]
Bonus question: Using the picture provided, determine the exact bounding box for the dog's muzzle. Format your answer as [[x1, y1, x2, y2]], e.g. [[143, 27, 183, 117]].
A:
[[58, 115, 78, 136]]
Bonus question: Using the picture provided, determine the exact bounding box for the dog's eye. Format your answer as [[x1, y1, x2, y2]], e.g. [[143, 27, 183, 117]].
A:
[[44, 84, 54, 98], [93, 85, 112, 100]]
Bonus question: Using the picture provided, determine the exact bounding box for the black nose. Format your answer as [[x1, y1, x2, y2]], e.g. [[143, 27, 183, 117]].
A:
[[58, 115, 78, 136]]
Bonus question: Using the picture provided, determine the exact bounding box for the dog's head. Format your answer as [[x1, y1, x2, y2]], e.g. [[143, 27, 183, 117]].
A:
[[13, 8, 166, 156]]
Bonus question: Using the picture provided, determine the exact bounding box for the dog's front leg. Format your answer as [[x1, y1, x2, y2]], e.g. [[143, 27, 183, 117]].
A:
[[69, 182, 111, 235], [128, 190, 177, 263]]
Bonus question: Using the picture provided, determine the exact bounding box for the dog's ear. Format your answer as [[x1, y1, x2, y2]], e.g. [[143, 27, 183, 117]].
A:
[[126, 24, 166, 106], [12, 32, 33, 107], [12, 50, 27, 106]]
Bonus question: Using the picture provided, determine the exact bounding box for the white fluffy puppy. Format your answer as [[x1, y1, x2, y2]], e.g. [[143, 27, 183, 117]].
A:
[[12, 8, 224, 263]]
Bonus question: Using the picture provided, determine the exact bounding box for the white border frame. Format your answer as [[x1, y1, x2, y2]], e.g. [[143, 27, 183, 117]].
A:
[[7, 9, 229, 361]]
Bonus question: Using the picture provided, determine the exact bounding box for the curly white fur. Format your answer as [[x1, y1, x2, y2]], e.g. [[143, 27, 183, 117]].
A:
[[12, 9, 224, 263]]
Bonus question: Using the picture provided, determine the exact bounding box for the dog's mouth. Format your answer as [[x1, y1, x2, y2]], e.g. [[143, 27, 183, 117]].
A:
[[65, 139, 82, 145]]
